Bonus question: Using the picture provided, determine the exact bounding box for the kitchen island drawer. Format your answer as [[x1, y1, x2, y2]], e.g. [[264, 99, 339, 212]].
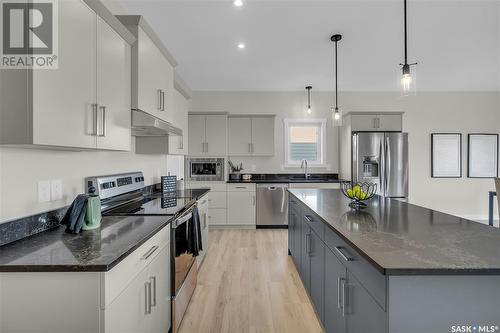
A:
[[324, 226, 387, 310], [302, 208, 324, 240]]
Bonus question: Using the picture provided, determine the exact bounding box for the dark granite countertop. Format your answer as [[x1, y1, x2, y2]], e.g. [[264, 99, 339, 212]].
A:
[[0, 215, 172, 272], [288, 189, 500, 275], [0, 188, 210, 272], [227, 173, 341, 184]]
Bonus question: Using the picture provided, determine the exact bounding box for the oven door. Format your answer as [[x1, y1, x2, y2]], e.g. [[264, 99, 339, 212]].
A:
[[171, 208, 198, 333]]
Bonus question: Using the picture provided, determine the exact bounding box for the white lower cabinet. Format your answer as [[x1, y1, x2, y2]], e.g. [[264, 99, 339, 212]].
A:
[[0, 227, 171, 333], [185, 182, 227, 226], [226, 184, 256, 226], [106, 245, 170, 333]]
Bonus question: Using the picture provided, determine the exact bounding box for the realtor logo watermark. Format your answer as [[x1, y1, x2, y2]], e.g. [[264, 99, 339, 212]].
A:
[[0, 0, 58, 69]]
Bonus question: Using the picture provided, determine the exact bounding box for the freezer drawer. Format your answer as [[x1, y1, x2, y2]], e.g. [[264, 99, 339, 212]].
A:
[[256, 184, 289, 226]]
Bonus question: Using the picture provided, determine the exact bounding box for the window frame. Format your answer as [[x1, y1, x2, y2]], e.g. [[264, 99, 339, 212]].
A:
[[283, 118, 327, 167]]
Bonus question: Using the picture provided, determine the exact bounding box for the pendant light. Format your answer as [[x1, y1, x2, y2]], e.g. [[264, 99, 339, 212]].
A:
[[331, 34, 342, 126], [305, 86, 312, 114], [400, 0, 417, 96]]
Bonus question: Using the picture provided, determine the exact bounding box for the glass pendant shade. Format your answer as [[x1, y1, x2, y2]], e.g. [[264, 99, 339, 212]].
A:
[[400, 64, 416, 96], [332, 107, 342, 127]]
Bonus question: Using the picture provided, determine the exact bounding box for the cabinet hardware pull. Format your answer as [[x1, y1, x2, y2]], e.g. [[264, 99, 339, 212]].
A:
[[179, 135, 183, 150], [161, 90, 165, 111], [145, 282, 152, 314], [205, 142, 208, 152], [253, 195, 256, 206], [201, 200, 207, 204], [305, 233, 311, 255], [157, 89, 162, 110], [248, 143, 252, 153], [98, 106, 106, 137], [337, 277, 346, 309], [304, 215, 314, 222], [150, 276, 157, 307], [235, 186, 246, 189], [141, 245, 159, 260], [92, 103, 98, 136], [334, 246, 354, 262], [342, 282, 349, 316]]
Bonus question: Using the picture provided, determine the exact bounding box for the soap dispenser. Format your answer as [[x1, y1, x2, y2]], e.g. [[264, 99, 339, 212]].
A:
[[83, 186, 102, 230]]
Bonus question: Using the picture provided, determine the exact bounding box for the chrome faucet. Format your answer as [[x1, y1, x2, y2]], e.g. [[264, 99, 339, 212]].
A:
[[301, 159, 310, 179]]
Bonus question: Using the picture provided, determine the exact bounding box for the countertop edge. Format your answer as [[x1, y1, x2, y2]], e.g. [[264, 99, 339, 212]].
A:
[[288, 190, 500, 277]]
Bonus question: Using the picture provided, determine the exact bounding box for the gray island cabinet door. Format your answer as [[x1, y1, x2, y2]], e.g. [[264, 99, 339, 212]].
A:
[[292, 201, 302, 268], [324, 246, 347, 333], [309, 230, 325, 322], [345, 271, 387, 333], [288, 204, 295, 256]]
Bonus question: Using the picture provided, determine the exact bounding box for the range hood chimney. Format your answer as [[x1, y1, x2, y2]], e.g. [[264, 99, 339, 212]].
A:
[[131, 109, 182, 137]]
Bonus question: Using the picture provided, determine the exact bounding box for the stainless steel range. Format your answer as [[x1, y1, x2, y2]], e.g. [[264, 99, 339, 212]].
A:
[[86, 172, 199, 333]]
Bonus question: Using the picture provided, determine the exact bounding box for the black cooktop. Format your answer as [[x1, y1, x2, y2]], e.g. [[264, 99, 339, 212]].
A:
[[103, 195, 195, 216]]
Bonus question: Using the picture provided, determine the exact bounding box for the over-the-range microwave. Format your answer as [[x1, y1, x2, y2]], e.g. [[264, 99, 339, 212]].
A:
[[186, 158, 225, 181]]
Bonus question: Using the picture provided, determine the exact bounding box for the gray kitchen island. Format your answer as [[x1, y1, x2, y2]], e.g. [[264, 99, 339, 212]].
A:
[[288, 189, 500, 333]]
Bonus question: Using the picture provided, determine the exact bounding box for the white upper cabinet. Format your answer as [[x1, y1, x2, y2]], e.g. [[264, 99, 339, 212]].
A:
[[228, 117, 252, 155], [168, 89, 190, 155], [228, 115, 275, 156], [96, 17, 131, 151], [117, 16, 177, 124], [188, 114, 227, 156], [348, 112, 403, 132], [0, 0, 135, 150]]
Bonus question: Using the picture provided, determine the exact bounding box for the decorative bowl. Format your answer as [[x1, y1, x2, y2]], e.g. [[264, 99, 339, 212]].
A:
[[340, 181, 377, 209]]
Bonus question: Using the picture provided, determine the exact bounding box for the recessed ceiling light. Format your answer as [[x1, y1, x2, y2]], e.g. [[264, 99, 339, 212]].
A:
[[234, 0, 243, 7], [237, 43, 245, 49]]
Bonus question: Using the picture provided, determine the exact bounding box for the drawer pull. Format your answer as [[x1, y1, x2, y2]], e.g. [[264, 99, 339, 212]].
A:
[[235, 186, 247, 189], [304, 215, 314, 222], [141, 245, 159, 260], [342, 282, 350, 316], [201, 200, 207, 204], [334, 246, 354, 262]]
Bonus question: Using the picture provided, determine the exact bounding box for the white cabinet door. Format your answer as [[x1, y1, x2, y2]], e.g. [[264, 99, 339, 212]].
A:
[[208, 208, 227, 225], [251, 117, 274, 156], [227, 192, 256, 225], [188, 115, 206, 155], [32, 0, 97, 149], [205, 115, 227, 155], [96, 17, 131, 151], [169, 90, 188, 155], [228, 117, 252, 155], [157, 57, 174, 123], [137, 27, 163, 118], [377, 114, 402, 132], [350, 114, 378, 131], [105, 266, 151, 333], [197, 195, 209, 267], [148, 246, 171, 333]]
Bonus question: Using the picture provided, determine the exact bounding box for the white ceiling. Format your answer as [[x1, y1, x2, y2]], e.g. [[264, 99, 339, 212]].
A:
[[114, 0, 500, 91]]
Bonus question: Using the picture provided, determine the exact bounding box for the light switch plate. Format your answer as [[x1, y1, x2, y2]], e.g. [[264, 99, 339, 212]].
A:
[[50, 180, 63, 201], [38, 180, 51, 203]]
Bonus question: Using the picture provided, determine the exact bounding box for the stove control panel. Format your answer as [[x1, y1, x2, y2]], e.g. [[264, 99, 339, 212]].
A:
[[86, 172, 145, 199]]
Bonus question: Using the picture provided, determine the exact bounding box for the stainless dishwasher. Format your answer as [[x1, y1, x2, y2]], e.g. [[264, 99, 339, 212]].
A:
[[256, 183, 289, 228]]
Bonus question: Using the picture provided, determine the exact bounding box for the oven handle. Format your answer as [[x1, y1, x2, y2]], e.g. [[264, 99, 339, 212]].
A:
[[173, 211, 193, 229]]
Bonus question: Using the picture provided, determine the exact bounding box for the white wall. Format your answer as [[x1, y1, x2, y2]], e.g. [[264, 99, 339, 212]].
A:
[[192, 91, 500, 222], [0, 139, 184, 223]]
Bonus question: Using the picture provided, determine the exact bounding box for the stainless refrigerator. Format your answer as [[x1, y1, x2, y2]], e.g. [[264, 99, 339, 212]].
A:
[[352, 132, 408, 198]]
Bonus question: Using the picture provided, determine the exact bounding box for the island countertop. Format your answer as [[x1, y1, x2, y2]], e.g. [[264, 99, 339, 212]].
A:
[[288, 188, 500, 275]]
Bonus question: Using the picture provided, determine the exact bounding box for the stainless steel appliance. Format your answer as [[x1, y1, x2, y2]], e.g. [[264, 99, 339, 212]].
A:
[[186, 158, 224, 181], [352, 132, 408, 198], [87, 172, 200, 333], [256, 183, 289, 228]]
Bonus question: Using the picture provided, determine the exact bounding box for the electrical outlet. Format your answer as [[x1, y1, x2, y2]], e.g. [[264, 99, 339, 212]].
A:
[[38, 180, 51, 203], [51, 180, 63, 201]]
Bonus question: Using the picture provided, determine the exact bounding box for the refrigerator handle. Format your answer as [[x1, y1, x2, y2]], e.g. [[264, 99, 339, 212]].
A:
[[379, 140, 383, 194], [385, 136, 390, 195]]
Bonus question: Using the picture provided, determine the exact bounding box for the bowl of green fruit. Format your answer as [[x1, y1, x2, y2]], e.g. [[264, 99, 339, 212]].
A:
[[340, 182, 377, 209]]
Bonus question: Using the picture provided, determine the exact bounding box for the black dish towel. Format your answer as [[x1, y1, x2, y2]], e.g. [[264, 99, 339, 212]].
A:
[[188, 206, 203, 256], [61, 194, 88, 234]]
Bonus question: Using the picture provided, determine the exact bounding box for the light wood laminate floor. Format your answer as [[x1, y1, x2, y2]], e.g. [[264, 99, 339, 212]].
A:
[[179, 229, 323, 333]]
